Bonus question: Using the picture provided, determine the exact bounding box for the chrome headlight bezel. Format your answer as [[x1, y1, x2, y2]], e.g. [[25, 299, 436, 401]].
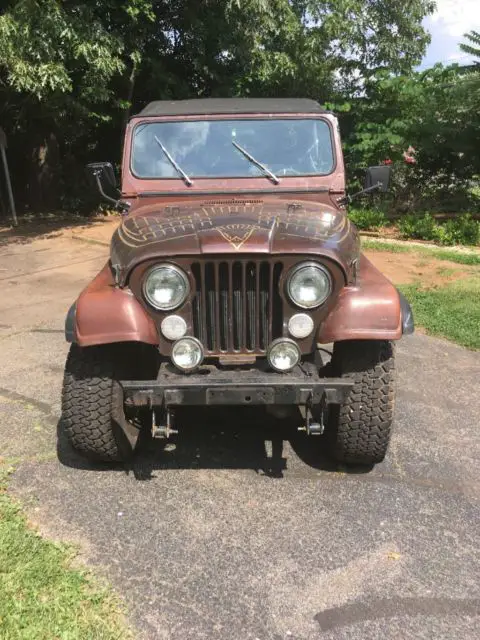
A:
[[286, 261, 332, 310], [142, 264, 190, 311]]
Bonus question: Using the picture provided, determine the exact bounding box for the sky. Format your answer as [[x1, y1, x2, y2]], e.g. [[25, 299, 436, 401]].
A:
[[421, 0, 480, 69]]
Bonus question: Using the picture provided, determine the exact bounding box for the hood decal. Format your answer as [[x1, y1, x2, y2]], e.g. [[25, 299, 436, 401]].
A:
[[216, 223, 262, 250], [116, 201, 347, 249], [110, 200, 358, 284]]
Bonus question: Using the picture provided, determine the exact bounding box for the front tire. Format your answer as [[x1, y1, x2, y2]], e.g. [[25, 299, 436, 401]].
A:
[[325, 340, 396, 465], [62, 344, 152, 462]]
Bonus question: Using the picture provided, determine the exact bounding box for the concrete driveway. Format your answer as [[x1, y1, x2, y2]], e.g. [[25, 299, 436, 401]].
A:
[[0, 232, 479, 639]]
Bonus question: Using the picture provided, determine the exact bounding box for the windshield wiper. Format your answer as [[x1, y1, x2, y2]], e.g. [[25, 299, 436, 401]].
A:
[[232, 141, 280, 185], [154, 136, 193, 186]]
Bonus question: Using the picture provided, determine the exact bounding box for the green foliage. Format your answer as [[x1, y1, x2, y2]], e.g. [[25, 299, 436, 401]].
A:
[[460, 30, 480, 62], [348, 207, 387, 230], [400, 277, 480, 350], [433, 215, 480, 246], [0, 1, 125, 100], [0, 0, 436, 213], [398, 213, 437, 241], [344, 65, 480, 213], [398, 213, 480, 246]]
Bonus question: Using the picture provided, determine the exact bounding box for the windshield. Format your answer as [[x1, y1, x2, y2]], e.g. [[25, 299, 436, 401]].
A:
[[131, 118, 334, 179]]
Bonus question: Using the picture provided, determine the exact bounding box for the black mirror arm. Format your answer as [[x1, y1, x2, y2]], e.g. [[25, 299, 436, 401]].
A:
[[92, 171, 130, 214], [93, 171, 119, 206], [337, 182, 382, 207]]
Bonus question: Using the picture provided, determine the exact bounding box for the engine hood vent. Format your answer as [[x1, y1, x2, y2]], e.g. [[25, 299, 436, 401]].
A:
[[200, 199, 264, 206]]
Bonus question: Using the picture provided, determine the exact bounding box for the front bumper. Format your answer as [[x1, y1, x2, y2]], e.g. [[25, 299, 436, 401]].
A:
[[122, 362, 353, 408]]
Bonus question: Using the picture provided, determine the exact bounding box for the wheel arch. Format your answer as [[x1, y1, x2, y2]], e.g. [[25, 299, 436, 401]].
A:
[[317, 255, 414, 343], [65, 262, 158, 347]]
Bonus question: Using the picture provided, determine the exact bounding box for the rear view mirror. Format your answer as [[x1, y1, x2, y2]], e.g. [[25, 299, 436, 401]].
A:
[[86, 162, 119, 206], [86, 162, 117, 189], [364, 165, 391, 193]]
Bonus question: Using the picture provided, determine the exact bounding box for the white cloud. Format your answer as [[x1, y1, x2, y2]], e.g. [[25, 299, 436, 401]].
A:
[[429, 1, 480, 37]]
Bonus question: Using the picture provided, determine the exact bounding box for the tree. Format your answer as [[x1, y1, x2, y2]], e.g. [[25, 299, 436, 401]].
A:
[[0, 0, 437, 212], [345, 64, 480, 212], [460, 30, 480, 65]]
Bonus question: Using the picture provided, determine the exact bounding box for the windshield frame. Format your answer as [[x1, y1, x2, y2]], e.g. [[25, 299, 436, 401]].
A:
[[129, 115, 337, 182]]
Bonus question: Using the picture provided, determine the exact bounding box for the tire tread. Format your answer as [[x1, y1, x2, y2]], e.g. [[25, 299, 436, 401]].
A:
[[327, 340, 396, 464], [62, 345, 124, 461]]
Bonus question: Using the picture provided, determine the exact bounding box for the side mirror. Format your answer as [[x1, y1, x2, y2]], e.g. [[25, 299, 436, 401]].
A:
[[86, 162, 117, 189], [86, 161, 120, 207], [364, 165, 391, 193]]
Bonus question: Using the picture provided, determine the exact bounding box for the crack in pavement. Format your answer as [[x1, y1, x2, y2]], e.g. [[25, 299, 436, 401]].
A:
[[0, 255, 103, 282], [314, 597, 480, 631], [0, 387, 57, 419], [31, 328, 64, 334]]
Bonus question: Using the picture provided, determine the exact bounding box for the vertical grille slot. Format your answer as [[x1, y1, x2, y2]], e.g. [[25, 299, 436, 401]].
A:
[[259, 262, 270, 350], [272, 262, 283, 339], [232, 262, 243, 350], [205, 263, 216, 351], [219, 262, 229, 351], [192, 260, 283, 354], [191, 263, 204, 345], [246, 262, 256, 350]]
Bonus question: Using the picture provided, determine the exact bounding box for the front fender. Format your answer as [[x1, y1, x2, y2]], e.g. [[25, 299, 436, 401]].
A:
[[317, 255, 413, 343], [66, 263, 158, 347]]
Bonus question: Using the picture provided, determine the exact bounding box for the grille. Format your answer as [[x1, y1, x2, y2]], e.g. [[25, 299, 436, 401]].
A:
[[191, 260, 283, 353]]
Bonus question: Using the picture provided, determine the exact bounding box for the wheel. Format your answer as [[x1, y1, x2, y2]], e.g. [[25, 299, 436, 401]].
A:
[[61, 343, 156, 462], [324, 340, 396, 465]]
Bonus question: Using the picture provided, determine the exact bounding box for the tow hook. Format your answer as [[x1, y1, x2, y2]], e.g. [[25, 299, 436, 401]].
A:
[[152, 407, 178, 439], [298, 393, 325, 436]]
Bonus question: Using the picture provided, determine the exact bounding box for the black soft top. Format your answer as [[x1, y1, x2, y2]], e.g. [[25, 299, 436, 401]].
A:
[[136, 98, 326, 118]]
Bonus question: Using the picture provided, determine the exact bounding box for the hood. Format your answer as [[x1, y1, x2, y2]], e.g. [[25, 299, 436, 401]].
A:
[[111, 199, 358, 281]]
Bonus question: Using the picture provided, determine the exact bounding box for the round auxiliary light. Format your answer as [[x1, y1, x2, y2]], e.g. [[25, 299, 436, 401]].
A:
[[267, 338, 301, 373], [171, 337, 204, 372], [287, 262, 332, 309], [143, 264, 189, 311], [288, 313, 314, 339], [161, 315, 187, 341]]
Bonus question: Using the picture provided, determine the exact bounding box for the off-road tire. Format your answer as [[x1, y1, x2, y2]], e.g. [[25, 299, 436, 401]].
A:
[[62, 344, 149, 462], [325, 340, 396, 465]]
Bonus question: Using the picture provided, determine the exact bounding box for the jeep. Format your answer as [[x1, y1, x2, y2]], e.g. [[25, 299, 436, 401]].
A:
[[63, 98, 413, 465]]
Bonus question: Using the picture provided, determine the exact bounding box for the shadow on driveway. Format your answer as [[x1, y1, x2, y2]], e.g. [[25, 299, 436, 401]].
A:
[[56, 407, 373, 480]]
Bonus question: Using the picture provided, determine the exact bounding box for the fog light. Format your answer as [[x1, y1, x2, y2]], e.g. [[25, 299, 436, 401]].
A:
[[161, 315, 187, 341], [171, 337, 204, 371], [267, 339, 301, 372], [288, 313, 314, 339]]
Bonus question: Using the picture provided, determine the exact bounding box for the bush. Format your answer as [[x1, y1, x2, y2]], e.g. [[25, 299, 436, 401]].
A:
[[398, 213, 436, 240], [435, 214, 480, 246], [398, 213, 480, 246], [348, 208, 387, 231]]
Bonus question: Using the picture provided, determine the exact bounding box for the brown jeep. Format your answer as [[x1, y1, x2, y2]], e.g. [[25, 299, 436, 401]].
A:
[[62, 98, 413, 466]]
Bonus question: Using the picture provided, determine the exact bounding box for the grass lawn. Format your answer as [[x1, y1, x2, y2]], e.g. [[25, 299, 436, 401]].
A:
[[362, 238, 480, 349], [0, 473, 130, 640], [362, 238, 480, 266], [400, 278, 480, 350]]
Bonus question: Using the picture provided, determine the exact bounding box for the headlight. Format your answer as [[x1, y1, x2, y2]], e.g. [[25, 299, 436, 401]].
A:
[[267, 339, 301, 372], [286, 262, 332, 309], [171, 337, 204, 371], [143, 265, 189, 311]]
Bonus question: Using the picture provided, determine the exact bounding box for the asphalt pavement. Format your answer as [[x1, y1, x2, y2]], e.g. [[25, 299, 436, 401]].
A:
[[0, 233, 479, 640]]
